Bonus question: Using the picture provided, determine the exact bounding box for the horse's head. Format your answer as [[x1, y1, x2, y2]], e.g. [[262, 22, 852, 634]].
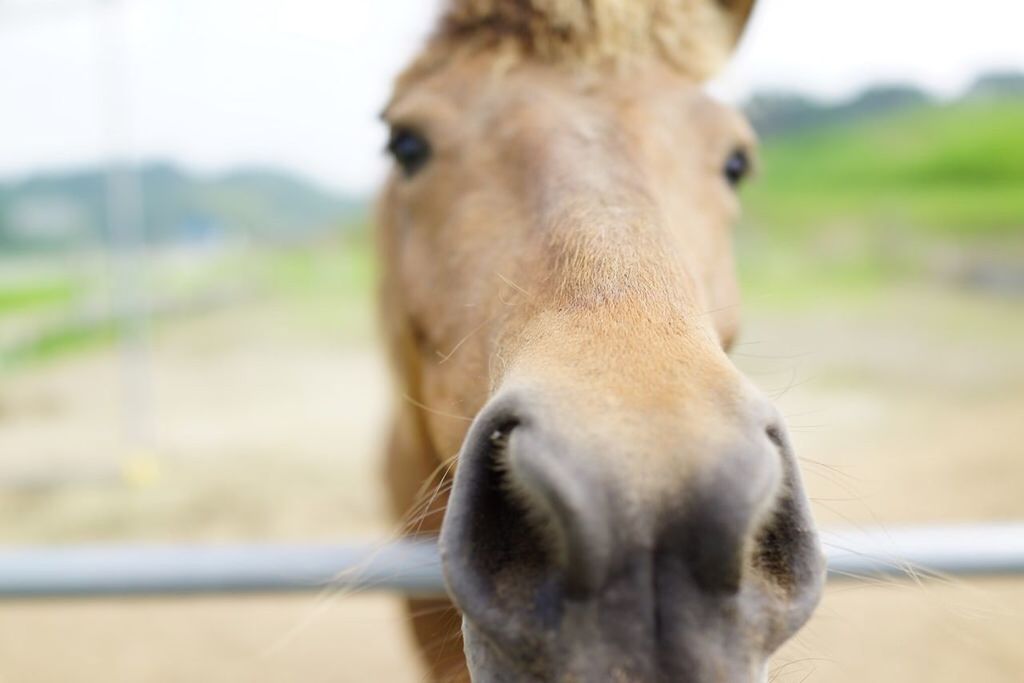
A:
[[378, 2, 824, 680]]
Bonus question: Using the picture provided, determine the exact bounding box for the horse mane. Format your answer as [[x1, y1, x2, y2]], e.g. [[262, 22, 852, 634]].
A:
[[434, 0, 754, 79]]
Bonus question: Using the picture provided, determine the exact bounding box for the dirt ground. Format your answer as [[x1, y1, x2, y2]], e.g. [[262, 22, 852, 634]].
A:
[[1, 283, 1022, 681], [2, 580, 1022, 683]]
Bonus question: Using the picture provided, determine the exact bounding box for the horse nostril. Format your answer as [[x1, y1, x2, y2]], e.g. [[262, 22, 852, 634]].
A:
[[439, 400, 559, 646], [488, 425, 511, 449], [765, 422, 786, 452], [749, 422, 826, 626], [506, 422, 614, 597], [440, 395, 616, 652]]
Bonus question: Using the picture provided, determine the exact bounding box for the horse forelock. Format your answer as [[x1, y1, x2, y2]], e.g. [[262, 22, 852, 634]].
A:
[[433, 0, 752, 79]]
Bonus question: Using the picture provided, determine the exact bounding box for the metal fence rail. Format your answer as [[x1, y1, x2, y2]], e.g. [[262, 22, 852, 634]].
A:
[[2, 523, 1023, 599]]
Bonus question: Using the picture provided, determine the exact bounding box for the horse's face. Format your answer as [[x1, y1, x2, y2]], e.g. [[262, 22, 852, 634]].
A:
[[378, 4, 824, 680], [381, 57, 753, 452]]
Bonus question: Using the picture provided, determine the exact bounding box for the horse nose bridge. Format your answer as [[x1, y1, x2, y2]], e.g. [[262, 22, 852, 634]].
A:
[[502, 304, 760, 434]]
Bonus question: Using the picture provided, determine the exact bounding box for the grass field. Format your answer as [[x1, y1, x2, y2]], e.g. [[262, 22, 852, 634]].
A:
[[745, 99, 1024, 236]]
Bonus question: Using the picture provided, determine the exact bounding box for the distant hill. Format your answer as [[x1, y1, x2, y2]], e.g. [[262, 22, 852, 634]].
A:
[[746, 84, 933, 138], [745, 69, 1024, 139], [968, 71, 1024, 99], [0, 162, 365, 251]]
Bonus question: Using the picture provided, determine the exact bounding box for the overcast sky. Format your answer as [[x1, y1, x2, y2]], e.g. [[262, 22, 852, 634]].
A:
[[2, 0, 1023, 194]]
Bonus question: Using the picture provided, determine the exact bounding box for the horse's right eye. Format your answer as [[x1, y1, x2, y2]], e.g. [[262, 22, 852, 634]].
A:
[[386, 128, 431, 177], [723, 148, 751, 188]]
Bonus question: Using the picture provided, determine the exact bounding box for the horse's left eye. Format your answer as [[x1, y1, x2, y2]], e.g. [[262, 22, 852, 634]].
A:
[[387, 127, 431, 177], [723, 148, 751, 187]]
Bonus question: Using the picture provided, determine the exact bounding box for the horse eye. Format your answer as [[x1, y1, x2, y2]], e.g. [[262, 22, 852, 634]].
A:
[[387, 127, 431, 177], [723, 148, 751, 187]]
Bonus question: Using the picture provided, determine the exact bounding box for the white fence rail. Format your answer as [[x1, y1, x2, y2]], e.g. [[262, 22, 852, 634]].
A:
[[1, 523, 1022, 599]]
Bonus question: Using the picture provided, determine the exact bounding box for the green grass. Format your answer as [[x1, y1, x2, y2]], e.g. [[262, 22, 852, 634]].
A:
[[734, 98, 1024, 307], [1, 234, 379, 371], [0, 278, 75, 316], [1, 321, 120, 368], [743, 99, 1024, 236], [259, 233, 374, 301], [245, 232, 377, 339], [0, 272, 101, 369]]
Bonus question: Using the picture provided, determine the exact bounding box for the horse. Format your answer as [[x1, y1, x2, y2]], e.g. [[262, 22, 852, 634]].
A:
[[376, 1, 824, 680]]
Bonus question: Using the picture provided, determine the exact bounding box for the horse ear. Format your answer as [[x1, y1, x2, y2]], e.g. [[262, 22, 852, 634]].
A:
[[652, 0, 758, 81], [717, 0, 758, 55]]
